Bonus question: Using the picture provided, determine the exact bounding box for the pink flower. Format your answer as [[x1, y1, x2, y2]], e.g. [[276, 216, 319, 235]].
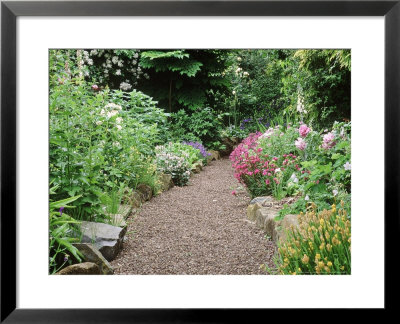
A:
[[299, 124, 311, 137], [265, 179, 270, 185], [321, 132, 336, 149], [295, 137, 307, 151], [254, 169, 260, 174], [231, 190, 237, 195], [92, 84, 99, 91]]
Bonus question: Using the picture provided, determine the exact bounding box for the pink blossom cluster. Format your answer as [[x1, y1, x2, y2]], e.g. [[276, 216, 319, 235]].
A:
[[229, 132, 262, 163], [321, 132, 336, 150], [295, 137, 307, 151], [231, 134, 299, 193], [298, 124, 311, 137]]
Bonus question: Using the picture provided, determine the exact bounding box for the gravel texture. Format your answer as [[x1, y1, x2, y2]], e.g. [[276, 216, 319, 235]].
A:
[[111, 157, 277, 275]]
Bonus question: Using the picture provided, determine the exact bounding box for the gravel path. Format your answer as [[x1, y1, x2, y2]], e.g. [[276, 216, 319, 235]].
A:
[[111, 157, 277, 274]]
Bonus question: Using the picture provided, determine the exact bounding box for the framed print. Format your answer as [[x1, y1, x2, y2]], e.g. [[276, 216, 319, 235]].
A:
[[1, 0, 398, 321]]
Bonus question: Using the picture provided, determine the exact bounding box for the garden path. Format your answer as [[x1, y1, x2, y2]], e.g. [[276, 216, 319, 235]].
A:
[[111, 157, 276, 274]]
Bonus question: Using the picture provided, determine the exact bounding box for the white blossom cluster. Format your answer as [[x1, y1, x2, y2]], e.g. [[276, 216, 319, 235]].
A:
[[155, 145, 191, 186], [82, 49, 150, 91]]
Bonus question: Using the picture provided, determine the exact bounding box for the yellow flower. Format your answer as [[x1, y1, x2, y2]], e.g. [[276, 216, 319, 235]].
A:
[[318, 261, 325, 268], [327, 261, 332, 267], [319, 218, 325, 226], [325, 232, 330, 240], [302, 254, 309, 264], [324, 266, 330, 273], [340, 266, 345, 271], [326, 244, 332, 252], [315, 253, 321, 261], [319, 243, 325, 250]]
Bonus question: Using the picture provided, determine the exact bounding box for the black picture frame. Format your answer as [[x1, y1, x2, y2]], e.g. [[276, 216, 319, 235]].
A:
[[1, 0, 398, 322]]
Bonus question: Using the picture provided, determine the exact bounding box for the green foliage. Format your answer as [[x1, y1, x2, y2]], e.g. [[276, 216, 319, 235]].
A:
[[138, 49, 229, 112], [49, 185, 83, 274], [49, 50, 161, 221], [281, 49, 351, 128], [169, 107, 223, 147]]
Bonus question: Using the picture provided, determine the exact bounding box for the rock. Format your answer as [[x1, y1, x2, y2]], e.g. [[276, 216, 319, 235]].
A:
[[137, 183, 153, 201], [129, 190, 143, 208], [80, 221, 127, 261], [55, 262, 100, 275], [247, 203, 262, 221], [278, 214, 299, 243], [159, 173, 174, 192], [191, 162, 203, 173], [206, 150, 220, 163], [255, 208, 281, 242], [250, 196, 274, 206], [73, 243, 114, 274]]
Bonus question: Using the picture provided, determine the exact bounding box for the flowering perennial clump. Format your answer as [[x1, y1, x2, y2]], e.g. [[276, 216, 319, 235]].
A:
[[230, 130, 300, 198], [182, 141, 211, 159], [274, 201, 351, 275], [155, 144, 191, 187], [321, 132, 336, 150], [298, 124, 311, 137]]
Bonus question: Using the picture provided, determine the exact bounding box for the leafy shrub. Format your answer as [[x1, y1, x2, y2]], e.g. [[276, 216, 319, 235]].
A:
[[169, 107, 223, 148], [271, 201, 351, 275], [155, 143, 192, 186]]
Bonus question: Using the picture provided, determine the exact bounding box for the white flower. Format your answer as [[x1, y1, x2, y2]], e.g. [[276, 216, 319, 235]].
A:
[[243, 71, 249, 77], [112, 141, 120, 147], [275, 168, 281, 173], [118, 60, 124, 67], [96, 120, 103, 126], [232, 90, 236, 95], [119, 82, 132, 91], [107, 110, 119, 118], [237, 57, 242, 61], [293, 177, 299, 183], [112, 56, 119, 64], [344, 162, 351, 171], [297, 94, 305, 114], [87, 59, 93, 65], [116, 125, 122, 131], [116, 117, 123, 124], [115, 69, 121, 76], [305, 195, 310, 201], [333, 189, 338, 196]]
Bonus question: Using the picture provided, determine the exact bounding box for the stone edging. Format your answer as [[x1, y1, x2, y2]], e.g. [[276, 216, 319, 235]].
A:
[[246, 196, 299, 244]]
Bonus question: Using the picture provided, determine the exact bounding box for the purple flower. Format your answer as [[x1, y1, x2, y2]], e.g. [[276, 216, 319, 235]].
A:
[[59, 207, 64, 216], [182, 141, 211, 158]]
